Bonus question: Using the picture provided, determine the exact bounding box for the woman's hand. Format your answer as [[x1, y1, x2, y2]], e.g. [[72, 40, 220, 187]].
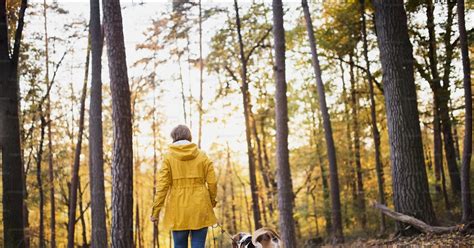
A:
[[150, 215, 158, 223]]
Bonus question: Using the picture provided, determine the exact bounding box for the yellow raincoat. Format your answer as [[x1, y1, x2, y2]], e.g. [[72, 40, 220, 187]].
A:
[[151, 142, 218, 230]]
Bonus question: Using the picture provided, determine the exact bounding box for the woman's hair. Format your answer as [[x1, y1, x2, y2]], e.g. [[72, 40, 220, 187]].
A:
[[170, 125, 192, 142]]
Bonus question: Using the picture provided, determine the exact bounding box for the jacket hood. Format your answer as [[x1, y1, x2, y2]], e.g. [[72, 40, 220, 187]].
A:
[[168, 142, 200, 161]]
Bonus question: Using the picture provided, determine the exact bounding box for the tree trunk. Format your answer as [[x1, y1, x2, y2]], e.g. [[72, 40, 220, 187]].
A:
[[311, 104, 332, 236], [302, 0, 343, 243], [441, 0, 461, 195], [0, 0, 27, 246], [67, 41, 90, 248], [102, 0, 134, 245], [340, 61, 357, 209], [273, 0, 297, 246], [176, 45, 187, 124], [373, 0, 437, 232], [152, 82, 159, 248], [251, 114, 274, 214], [457, 0, 473, 223], [260, 115, 277, 198], [78, 179, 88, 247], [227, 144, 238, 234], [434, 101, 443, 193], [43, 0, 56, 245], [359, 0, 386, 233], [233, 0, 262, 229], [36, 115, 46, 248], [89, 0, 108, 246], [197, 0, 203, 148], [349, 55, 367, 229]]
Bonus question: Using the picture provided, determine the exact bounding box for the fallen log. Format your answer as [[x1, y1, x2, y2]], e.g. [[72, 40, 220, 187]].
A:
[[372, 203, 467, 234]]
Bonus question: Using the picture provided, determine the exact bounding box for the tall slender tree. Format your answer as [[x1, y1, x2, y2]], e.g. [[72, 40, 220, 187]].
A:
[[457, 0, 472, 223], [359, 0, 386, 232], [233, 0, 262, 229], [302, 0, 344, 243], [103, 0, 134, 246], [67, 40, 90, 248], [89, 0, 108, 246], [151, 79, 160, 248], [373, 0, 436, 231], [0, 0, 27, 246], [36, 114, 46, 248], [197, 0, 203, 148], [272, 0, 297, 246], [43, 0, 56, 246], [349, 55, 366, 229]]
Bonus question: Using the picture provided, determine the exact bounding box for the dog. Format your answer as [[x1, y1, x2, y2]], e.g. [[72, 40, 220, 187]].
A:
[[232, 228, 281, 248]]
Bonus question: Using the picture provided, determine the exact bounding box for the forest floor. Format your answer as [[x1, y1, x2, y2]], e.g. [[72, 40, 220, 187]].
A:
[[327, 232, 474, 247]]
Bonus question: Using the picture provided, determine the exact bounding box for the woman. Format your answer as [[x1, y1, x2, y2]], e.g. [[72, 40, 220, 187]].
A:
[[150, 125, 218, 248]]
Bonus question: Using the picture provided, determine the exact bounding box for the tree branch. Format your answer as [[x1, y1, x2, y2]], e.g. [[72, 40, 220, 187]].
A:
[[373, 203, 468, 234], [327, 54, 384, 93], [244, 27, 272, 63], [224, 64, 239, 83]]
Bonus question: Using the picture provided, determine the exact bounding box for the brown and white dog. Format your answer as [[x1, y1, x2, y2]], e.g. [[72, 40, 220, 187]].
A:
[[232, 228, 281, 248]]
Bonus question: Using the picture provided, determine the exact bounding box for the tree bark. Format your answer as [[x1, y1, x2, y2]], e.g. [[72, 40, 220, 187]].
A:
[[457, 0, 473, 223], [302, 0, 343, 243], [67, 40, 90, 248], [233, 0, 262, 229], [89, 0, 108, 246], [434, 100, 443, 193], [102, 0, 134, 246], [78, 179, 88, 248], [43, 0, 56, 245], [426, 0, 461, 195], [349, 55, 367, 229], [273, 0, 297, 246], [152, 82, 159, 248], [441, 1, 460, 194], [340, 61, 357, 209], [373, 0, 437, 232], [36, 115, 46, 248], [359, 0, 386, 233], [251, 113, 274, 214], [197, 0, 203, 148], [0, 0, 27, 246]]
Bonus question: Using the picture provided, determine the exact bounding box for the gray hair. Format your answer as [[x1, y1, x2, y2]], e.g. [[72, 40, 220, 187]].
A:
[[170, 125, 192, 142]]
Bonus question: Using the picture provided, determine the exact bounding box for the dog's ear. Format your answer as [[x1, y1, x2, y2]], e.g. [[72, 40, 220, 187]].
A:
[[231, 233, 242, 248], [232, 232, 249, 248]]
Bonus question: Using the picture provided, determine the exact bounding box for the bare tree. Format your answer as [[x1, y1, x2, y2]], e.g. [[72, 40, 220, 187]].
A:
[[359, 0, 385, 232], [198, 0, 203, 148], [0, 0, 27, 246], [372, 0, 436, 232], [89, 0, 108, 246], [233, 0, 262, 229], [302, 0, 344, 243], [67, 39, 90, 248], [272, 0, 297, 246], [36, 114, 47, 248], [102, 0, 134, 246], [457, 0, 472, 223], [42, 0, 56, 246]]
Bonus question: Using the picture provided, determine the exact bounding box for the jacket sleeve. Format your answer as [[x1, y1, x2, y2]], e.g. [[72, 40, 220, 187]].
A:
[[205, 157, 218, 208], [151, 157, 171, 218]]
